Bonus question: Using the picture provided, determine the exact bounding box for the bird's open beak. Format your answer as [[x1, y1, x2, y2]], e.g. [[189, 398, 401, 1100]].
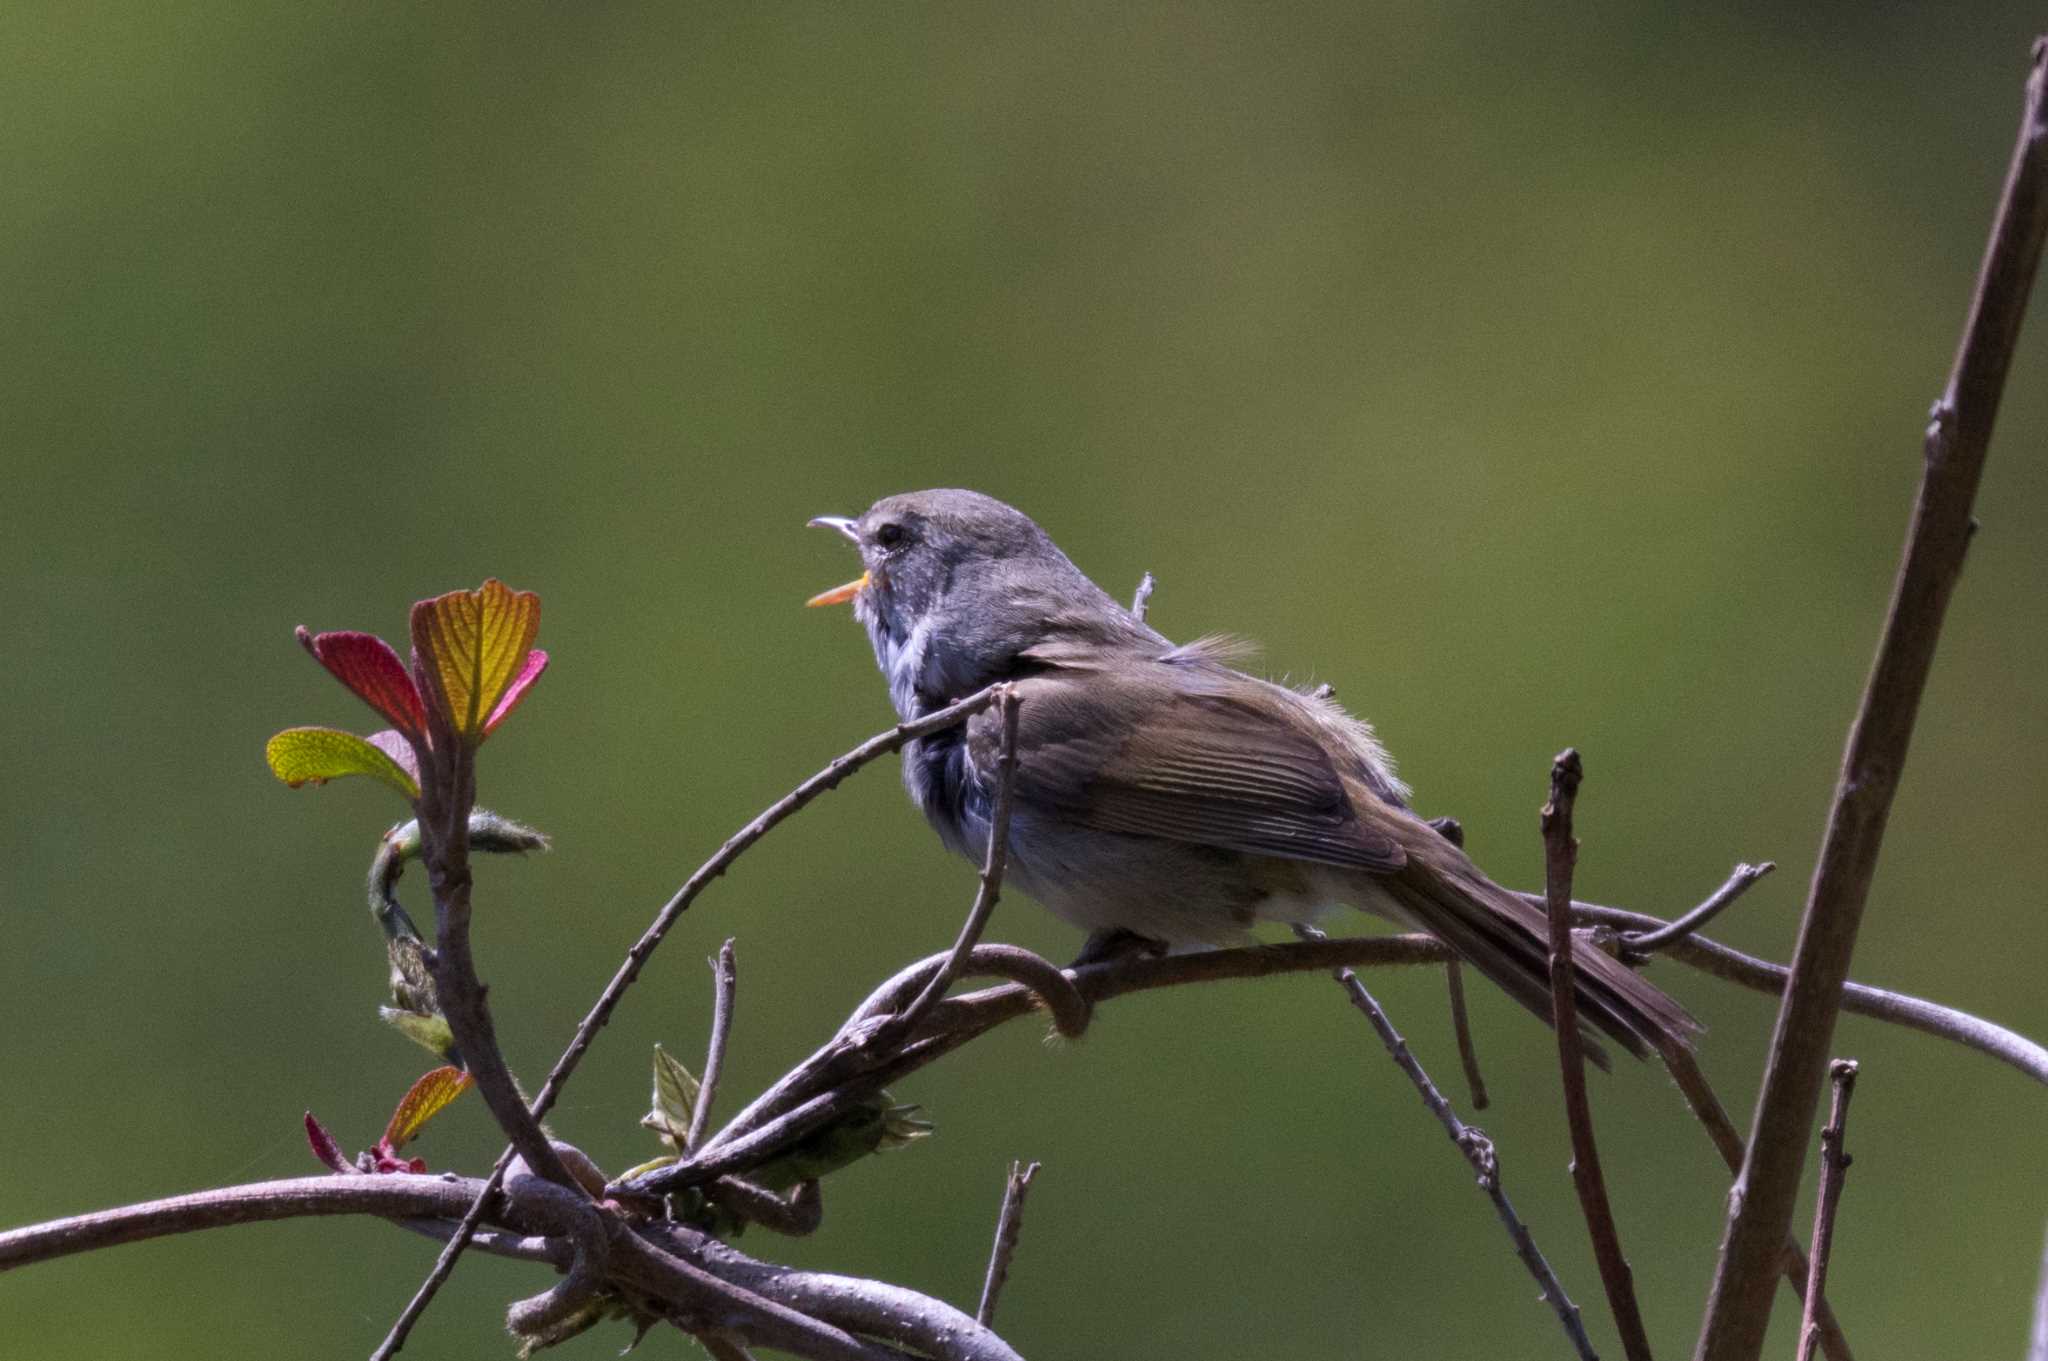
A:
[[805, 516, 868, 607]]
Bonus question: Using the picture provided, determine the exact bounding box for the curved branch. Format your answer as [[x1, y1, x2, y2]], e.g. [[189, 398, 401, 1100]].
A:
[[1565, 902, 2048, 1087]]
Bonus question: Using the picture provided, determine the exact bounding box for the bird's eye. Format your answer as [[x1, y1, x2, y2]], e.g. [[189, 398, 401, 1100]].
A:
[[874, 522, 906, 548]]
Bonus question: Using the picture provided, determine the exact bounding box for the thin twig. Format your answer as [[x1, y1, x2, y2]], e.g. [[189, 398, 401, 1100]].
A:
[[1444, 960, 1490, 1110], [2028, 1217, 2048, 1361], [1618, 862, 1774, 960], [882, 687, 1023, 1041], [1654, 1045, 1853, 1361], [690, 939, 739, 1151], [1542, 751, 1653, 1361], [372, 685, 1004, 1358], [1797, 1060, 1860, 1361], [1563, 900, 2048, 1089], [1699, 43, 2048, 1360], [977, 1160, 1041, 1326], [1130, 572, 1155, 621], [1295, 923, 1598, 1361]]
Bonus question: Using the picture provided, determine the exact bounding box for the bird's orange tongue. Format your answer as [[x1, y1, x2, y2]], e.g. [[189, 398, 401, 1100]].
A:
[[806, 572, 869, 607]]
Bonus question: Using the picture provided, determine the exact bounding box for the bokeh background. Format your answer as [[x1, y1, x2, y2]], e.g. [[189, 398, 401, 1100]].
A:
[[5, 4, 2046, 1358]]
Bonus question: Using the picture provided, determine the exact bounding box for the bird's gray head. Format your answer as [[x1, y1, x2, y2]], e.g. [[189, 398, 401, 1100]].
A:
[[808, 488, 1149, 716]]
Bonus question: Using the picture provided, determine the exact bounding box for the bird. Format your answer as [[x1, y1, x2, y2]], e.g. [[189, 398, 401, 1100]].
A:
[[806, 488, 1698, 1063]]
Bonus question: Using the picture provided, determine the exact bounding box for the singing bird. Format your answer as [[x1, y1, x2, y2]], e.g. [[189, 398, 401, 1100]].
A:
[[808, 489, 1697, 1063]]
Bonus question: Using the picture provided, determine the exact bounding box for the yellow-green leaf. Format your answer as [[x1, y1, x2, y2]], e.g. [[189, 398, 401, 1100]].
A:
[[382, 1065, 474, 1151], [643, 1044, 699, 1149], [265, 726, 420, 799], [408, 580, 541, 743]]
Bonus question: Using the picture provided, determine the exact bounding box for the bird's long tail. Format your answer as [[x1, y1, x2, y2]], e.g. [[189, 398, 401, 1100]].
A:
[[1382, 846, 1701, 1068]]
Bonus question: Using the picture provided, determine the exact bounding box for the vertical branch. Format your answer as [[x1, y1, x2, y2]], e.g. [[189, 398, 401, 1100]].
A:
[[976, 1160, 1042, 1327], [1542, 751, 1653, 1361], [690, 940, 740, 1151], [885, 687, 1023, 1038], [1796, 1060, 1860, 1361], [1444, 961, 1491, 1111], [414, 738, 573, 1192], [1698, 43, 2047, 1361], [2028, 1218, 2048, 1361], [371, 687, 1004, 1359]]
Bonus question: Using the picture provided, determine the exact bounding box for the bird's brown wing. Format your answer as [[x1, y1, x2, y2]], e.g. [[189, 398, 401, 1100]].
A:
[[977, 666, 1407, 873]]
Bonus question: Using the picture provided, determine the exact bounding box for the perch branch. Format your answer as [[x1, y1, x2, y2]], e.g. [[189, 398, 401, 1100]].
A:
[[1698, 42, 2048, 1360], [1542, 750, 1653, 1361]]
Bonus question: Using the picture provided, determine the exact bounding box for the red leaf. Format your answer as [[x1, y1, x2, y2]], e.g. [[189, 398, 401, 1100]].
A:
[[304, 1112, 352, 1173], [297, 628, 428, 739]]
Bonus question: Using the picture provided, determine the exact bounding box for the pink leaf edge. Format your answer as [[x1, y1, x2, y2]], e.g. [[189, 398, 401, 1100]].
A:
[[483, 649, 549, 735]]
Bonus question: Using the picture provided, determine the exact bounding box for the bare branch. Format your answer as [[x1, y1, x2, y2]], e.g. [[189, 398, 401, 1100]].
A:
[[1797, 1060, 1861, 1361], [1618, 862, 1774, 961], [2029, 1218, 2048, 1361], [0, 1169, 1019, 1361], [1444, 960, 1490, 1110], [1563, 901, 2048, 1089], [1699, 43, 2048, 1360], [1654, 1046, 1854, 1361], [691, 939, 740, 1151], [1542, 750, 1653, 1361], [1295, 923, 1597, 1361], [1130, 572, 1155, 621], [376, 685, 1006, 1354], [883, 687, 1024, 1041], [978, 1160, 1041, 1327]]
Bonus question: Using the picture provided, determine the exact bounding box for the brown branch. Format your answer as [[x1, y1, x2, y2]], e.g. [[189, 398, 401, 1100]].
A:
[[690, 939, 739, 1151], [1296, 923, 1598, 1361], [1797, 1060, 1860, 1361], [415, 739, 576, 1193], [1653, 1046, 1853, 1361], [1444, 960, 1491, 1110], [1698, 42, 2048, 1360], [1617, 862, 1774, 961], [1564, 901, 2048, 1089], [2029, 1218, 2048, 1361], [881, 687, 1023, 1041], [976, 1160, 1041, 1327], [1542, 751, 1653, 1360], [373, 684, 1006, 1356], [0, 1170, 1019, 1361]]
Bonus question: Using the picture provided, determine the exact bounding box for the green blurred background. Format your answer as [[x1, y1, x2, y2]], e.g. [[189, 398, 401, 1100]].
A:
[[5, 4, 2045, 1357]]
